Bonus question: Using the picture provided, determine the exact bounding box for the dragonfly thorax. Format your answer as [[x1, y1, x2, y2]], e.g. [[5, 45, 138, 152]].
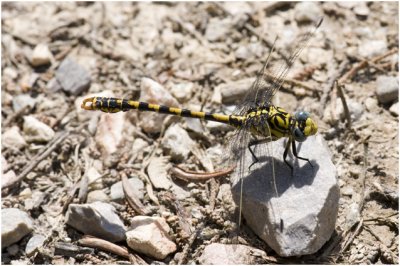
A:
[[243, 106, 318, 142]]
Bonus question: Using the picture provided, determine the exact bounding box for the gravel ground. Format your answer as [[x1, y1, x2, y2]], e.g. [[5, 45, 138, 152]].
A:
[[1, 2, 398, 264]]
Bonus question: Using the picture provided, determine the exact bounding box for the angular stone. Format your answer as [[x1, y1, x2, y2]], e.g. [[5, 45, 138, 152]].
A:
[[294, 2, 322, 23], [87, 190, 110, 203], [389, 102, 398, 116], [65, 202, 126, 242], [56, 58, 91, 96], [198, 243, 267, 264], [231, 135, 339, 257], [219, 78, 255, 105], [2, 208, 34, 248], [31, 43, 52, 67], [126, 216, 176, 260], [205, 18, 232, 42], [25, 234, 46, 256]]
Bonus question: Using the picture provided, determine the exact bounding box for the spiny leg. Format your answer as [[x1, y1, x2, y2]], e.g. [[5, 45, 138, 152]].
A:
[[291, 140, 313, 168]]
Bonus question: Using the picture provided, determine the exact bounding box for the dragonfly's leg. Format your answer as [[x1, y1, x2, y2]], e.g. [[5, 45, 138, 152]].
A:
[[291, 140, 313, 168], [247, 139, 261, 170], [283, 139, 293, 175]]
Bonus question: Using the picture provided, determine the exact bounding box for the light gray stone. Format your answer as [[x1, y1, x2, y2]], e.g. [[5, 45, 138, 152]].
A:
[[376, 75, 398, 104], [65, 202, 126, 242], [231, 135, 339, 257], [110, 176, 144, 202], [161, 124, 195, 162], [23, 115, 55, 142], [2, 208, 34, 248], [25, 234, 46, 256], [198, 243, 267, 264], [126, 216, 176, 260]]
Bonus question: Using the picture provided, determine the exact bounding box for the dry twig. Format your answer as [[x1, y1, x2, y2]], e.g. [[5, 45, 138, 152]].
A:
[[335, 81, 352, 129], [170, 165, 235, 182]]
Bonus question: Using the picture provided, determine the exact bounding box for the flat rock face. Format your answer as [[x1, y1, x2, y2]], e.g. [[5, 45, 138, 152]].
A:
[[231, 135, 339, 257]]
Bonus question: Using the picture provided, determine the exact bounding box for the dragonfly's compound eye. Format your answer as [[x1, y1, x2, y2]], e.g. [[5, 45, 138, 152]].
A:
[[295, 111, 310, 122], [293, 127, 307, 142]]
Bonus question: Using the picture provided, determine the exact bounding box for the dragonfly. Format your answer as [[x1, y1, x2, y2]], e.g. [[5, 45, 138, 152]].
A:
[[81, 17, 322, 237]]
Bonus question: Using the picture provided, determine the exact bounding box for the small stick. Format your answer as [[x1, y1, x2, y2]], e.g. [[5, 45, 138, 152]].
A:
[[340, 218, 364, 253], [170, 165, 235, 182], [358, 138, 369, 213], [264, 73, 320, 93], [318, 59, 349, 116], [338, 48, 398, 84], [78, 235, 130, 259], [122, 172, 150, 215], [335, 81, 352, 129]]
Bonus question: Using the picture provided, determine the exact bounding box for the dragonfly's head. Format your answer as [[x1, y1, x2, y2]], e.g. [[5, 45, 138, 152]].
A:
[[292, 111, 318, 142]]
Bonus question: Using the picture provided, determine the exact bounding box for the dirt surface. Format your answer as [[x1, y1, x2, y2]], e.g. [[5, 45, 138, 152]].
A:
[[1, 2, 398, 264]]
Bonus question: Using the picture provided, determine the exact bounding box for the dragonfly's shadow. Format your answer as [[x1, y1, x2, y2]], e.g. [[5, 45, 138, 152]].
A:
[[234, 156, 320, 203]]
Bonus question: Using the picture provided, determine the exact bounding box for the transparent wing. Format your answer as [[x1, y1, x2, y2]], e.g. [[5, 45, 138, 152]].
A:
[[233, 17, 323, 116]]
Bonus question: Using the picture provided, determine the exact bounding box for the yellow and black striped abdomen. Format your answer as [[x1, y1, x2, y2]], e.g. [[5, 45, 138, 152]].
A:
[[81, 97, 244, 126]]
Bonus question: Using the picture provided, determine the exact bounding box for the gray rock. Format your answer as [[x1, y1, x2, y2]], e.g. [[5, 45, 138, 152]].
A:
[[25, 234, 46, 256], [231, 135, 339, 257], [162, 124, 195, 162], [2, 126, 27, 149], [56, 58, 91, 96], [87, 190, 110, 203], [126, 216, 177, 260], [358, 40, 387, 58], [294, 2, 323, 23], [31, 43, 52, 67], [2, 208, 34, 248], [23, 115, 55, 143], [65, 202, 126, 242], [198, 243, 267, 264], [110, 176, 144, 202], [205, 18, 232, 42], [376, 75, 398, 104], [389, 102, 398, 116], [219, 77, 255, 104], [7, 244, 19, 256]]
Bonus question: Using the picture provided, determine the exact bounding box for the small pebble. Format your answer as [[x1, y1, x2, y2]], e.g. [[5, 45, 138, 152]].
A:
[[376, 76, 399, 104], [87, 190, 110, 203], [353, 3, 370, 18], [110, 176, 144, 202], [31, 43, 52, 67], [23, 115, 55, 143], [205, 18, 232, 42], [364, 97, 378, 112]]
